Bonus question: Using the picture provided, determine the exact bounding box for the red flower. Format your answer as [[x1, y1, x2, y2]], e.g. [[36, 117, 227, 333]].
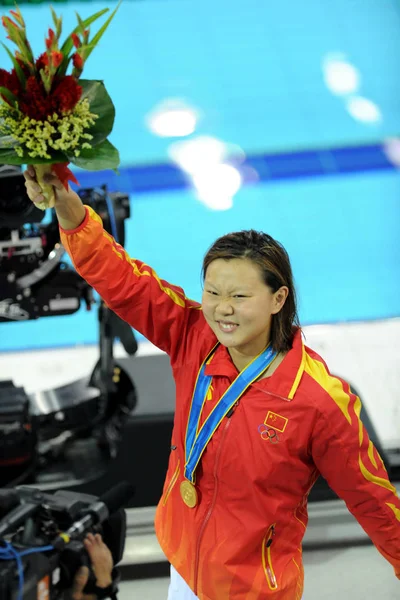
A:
[[51, 51, 63, 68], [45, 28, 55, 50], [20, 76, 50, 120], [15, 57, 31, 78], [51, 76, 82, 112], [0, 69, 15, 104], [18, 74, 82, 120], [72, 53, 83, 70], [35, 52, 49, 71], [9, 9, 24, 26], [0, 69, 8, 87], [0, 68, 22, 98], [2, 16, 20, 30], [71, 33, 80, 48]]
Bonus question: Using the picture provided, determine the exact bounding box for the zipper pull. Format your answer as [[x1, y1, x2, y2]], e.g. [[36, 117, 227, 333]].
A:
[[266, 525, 275, 547], [226, 401, 239, 419]]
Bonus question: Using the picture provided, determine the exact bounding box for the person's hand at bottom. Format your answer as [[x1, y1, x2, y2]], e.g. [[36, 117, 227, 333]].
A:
[[71, 533, 114, 600]]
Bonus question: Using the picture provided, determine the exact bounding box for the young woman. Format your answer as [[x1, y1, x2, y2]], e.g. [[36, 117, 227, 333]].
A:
[[24, 167, 400, 600]]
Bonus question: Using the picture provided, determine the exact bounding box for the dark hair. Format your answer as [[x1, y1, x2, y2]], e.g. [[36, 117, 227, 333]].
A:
[[201, 230, 300, 353]]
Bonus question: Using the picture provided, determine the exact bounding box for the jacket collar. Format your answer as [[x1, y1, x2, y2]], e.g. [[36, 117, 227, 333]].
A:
[[203, 328, 305, 401]]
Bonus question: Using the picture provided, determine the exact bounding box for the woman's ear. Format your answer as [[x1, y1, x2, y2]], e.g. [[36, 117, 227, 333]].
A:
[[272, 286, 289, 314]]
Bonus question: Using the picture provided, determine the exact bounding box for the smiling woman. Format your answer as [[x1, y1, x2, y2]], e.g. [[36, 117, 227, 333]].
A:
[[202, 258, 288, 373], [201, 229, 299, 366], [22, 168, 400, 600]]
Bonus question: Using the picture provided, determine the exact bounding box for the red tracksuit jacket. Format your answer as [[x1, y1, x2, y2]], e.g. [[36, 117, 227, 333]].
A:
[[60, 206, 400, 599]]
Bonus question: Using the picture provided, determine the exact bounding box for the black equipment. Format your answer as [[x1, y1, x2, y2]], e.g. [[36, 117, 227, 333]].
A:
[[0, 164, 130, 323], [0, 481, 134, 600], [0, 165, 138, 487]]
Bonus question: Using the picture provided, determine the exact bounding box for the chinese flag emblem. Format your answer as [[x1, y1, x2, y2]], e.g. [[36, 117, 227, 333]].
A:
[[264, 411, 288, 433]]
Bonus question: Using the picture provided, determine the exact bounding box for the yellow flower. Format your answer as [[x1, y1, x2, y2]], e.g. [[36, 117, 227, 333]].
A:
[[0, 98, 98, 159]]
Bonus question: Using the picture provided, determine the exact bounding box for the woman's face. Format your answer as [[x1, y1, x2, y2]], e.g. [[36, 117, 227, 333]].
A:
[[202, 258, 288, 359]]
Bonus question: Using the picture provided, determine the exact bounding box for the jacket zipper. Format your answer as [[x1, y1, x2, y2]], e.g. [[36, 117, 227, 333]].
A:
[[162, 459, 180, 506], [262, 524, 278, 590], [193, 417, 232, 596]]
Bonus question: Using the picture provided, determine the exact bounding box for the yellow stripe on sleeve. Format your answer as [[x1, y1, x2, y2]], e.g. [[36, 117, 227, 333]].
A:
[[387, 503, 400, 522], [101, 225, 192, 309], [288, 341, 306, 400], [304, 357, 352, 424], [305, 354, 399, 500], [87, 206, 103, 226]]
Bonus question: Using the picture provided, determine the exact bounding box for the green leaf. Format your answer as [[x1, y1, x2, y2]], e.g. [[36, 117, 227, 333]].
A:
[[60, 8, 109, 56], [0, 146, 67, 164], [0, 86, 18, 108], [16, 36, 34, 67], [0, 147, 24, 165], [50, 5, 58, 29], [0, 134, 18, 149], [68, 139, 120, 171], [79, 79, 115, 146], [75, 11, 86, 35], [57, 7, 110, 78], [1, 42, 26, 87], [84, 0, 121, 63], [50, 6, 62, 39]]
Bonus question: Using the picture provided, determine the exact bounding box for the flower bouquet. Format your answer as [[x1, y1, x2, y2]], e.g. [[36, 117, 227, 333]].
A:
[[0, 3, 120, 209]]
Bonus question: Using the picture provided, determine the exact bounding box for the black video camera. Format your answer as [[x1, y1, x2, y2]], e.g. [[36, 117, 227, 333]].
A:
[[0, 481, 134, 600]]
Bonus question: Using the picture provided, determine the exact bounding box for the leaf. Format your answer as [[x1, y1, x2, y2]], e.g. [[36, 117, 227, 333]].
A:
[[1, 42, 26, 87], [16, 36, 34, 67], [57, 7, 110, 78], [50, 6, 62, 39], [60, 8, 109, 56], [0, 147, 25, 165], [0, 87, 18, 108], [75, 11, 86, 35], [0, 135, 18, 149], [3, 18, 35, 67], [68, 139, 120, 171], [50, 6, 59, 29], [0, 147, 67, 165], [79, 80, 115, 146], [84, 0, 121, 63]]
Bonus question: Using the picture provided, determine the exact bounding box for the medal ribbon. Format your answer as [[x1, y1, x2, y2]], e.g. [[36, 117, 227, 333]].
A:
[[184, 343, 277, 483]]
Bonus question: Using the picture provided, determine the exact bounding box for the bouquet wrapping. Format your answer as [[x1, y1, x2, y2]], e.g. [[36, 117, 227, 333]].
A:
[[0, 3, 120, 209]]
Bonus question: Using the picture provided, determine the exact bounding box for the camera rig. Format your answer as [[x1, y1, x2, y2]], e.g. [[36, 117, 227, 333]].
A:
[[0, 481, 134, 600], [0, 164, 129, 322], [0, 165, 138, 487]]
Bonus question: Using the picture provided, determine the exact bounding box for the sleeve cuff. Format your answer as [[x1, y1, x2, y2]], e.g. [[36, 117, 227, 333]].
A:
[[59, 205, 90, 235]]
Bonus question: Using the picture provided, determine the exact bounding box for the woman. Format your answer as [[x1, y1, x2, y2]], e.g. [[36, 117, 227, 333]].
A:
[[24, 167, 400, 600]]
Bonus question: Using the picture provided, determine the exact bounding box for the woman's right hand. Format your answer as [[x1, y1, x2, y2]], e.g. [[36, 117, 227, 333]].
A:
[[23, 165, 86, 230]]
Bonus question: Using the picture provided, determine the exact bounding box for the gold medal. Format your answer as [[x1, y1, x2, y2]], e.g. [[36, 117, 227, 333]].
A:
[[180, 480, 198, 508]]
